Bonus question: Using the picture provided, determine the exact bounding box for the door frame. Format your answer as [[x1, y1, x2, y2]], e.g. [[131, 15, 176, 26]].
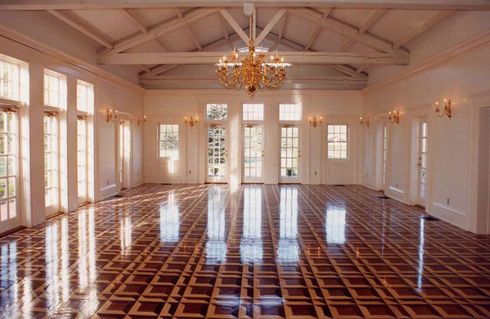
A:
[[416, 118, 428, 207], [117, 115, 132, 192], [242, 123, 265, 183], [279, 123, 302, 184], [206, 123, 229, 183]]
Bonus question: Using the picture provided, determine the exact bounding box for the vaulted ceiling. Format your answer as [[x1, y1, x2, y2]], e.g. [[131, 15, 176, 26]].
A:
[[2, 0, 489, 90]]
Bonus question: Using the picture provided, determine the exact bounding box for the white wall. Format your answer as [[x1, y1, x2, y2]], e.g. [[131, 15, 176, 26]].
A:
[[361, 11, 490, 233], [0, 34, 144, 228], [144, 90, 363, 186]]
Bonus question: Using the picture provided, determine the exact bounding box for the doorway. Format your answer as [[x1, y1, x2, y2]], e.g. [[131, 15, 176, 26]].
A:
[[118, 120, 131, 191], [417, 119, 428, 206], [477, 107, 490, 234], [243, 124, 264, 183], [279, 125, 301, 183], [206, 124, 228, 183]]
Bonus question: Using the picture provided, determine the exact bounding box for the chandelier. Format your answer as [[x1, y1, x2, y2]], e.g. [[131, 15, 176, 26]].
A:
[[216, 18, 290, 96]]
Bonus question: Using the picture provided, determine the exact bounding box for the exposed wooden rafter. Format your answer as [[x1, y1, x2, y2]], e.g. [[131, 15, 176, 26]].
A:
[[99, 51, 409, 65], [219, 9, 249, 44], [304, 7, 332, 50], [48, 10, 113, 48], [339, 9, 387, 51], [256, 9, 286, 45]]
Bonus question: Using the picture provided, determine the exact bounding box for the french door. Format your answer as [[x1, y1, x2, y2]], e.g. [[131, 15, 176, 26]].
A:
[[0, 109, 19, 234], [118, 120, 131, 190], [243, 124, 264, 183], [44, 114, 59, 216], [280, 125, 301, 183], [207, 124, 227, 183], [77, 117, 88, 205], [417, 119, 428, 206]]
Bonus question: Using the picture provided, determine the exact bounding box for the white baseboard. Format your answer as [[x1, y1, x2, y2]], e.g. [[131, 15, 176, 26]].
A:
[[98, 183, 118, 201]]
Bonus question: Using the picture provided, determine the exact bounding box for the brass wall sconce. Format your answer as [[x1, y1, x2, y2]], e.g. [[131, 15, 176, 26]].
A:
[[143, 114, 147, 123], [184, 115, 199, 127], [106, 108, 118, 122], [360, 116, 370, 128], [136, 114, 147, 126], [388, 109, 400, 124], [434, 99, 452, 119], [308, 116, 323, 128]]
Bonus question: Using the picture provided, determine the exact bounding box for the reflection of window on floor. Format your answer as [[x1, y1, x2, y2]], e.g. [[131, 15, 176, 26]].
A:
[[278, 187, 299, 263], [160, 191, 179, 243], [119, 214, 132, 253], [78, 208, 96, 292], [325, 205, 346, 244], [240, 187, 263, 264], [206, 187, 226, 264]]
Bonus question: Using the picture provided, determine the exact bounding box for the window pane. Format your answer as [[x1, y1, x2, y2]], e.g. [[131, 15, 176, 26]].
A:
[[243, 104, 264, 121], [206, 104, 228, 120], [44, 69, 66, 108], [279, 104, 301, 121], [159, 124, 179, 160], [327, 125, 348, 159]]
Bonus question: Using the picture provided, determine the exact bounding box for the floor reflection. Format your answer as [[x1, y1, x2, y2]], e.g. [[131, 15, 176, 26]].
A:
[[206, 186, 227, 264], [160, 190, 180, 243], [119, 213, 132, 254], [240, 187, 263, 264], [325, 204, 346, 244], [277, 187, 299, 264]]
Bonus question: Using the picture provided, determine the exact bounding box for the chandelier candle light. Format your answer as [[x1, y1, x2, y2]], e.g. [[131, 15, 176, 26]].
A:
[[216, 17, 290, 96]]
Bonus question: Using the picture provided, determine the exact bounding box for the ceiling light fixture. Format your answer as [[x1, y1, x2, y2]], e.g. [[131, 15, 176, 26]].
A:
[[216, 16, 290, 97]]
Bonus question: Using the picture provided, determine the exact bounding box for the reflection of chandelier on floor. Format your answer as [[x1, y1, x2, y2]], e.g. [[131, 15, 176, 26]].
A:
[[216, 17, 291, 96]]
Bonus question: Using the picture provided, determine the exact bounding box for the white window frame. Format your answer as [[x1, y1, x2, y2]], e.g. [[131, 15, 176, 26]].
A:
[[44, 112, 60, 215], [243, 103, 264, 121], [0, 54, 28, 103], [44, 69, 67, 109], [327, 124, 349, 160], [76, 80, 93, 206], [279, 103, 302, 121], [158, 124, 179, 160]]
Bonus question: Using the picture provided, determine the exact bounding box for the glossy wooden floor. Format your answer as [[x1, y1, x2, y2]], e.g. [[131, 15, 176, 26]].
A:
[[0, 184, 489, 318]]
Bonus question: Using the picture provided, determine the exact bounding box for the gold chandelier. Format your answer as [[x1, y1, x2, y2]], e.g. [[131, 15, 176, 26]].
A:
[[216, 18, 290, 96]]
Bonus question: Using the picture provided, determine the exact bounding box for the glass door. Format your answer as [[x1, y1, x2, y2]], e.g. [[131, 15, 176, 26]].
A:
[[418, 120, 428, 206], [280, 125, 300, 183], [77, 117, 88, 205], [382, 124, 388, 190], [207, 124, 227, 183], [0, 109, 19, 234], [118, 120, 131, 190], [44, 114, 59, 216], [243, 124, 264, 183]]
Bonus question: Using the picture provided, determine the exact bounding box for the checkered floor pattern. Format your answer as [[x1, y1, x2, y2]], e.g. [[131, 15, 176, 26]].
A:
[[0, 184, 489, 318]]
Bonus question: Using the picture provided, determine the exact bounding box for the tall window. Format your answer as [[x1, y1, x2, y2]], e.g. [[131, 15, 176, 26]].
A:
[[0, 54, 27, 102], [279, 103, 302, 121], [382, 125, 388, 187], [327, 125, 348, 159], [243, 104, 264, 181], [77, 80, 93, 205], [0, 110, 17, 224], [206, 104, 228, 181], [206, 104, 227, 121], [159, 124, 179, 160], [44, 115, 59, 211], [44, 69, 65, 214]]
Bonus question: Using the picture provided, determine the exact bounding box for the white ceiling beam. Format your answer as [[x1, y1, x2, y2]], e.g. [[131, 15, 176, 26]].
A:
[[256, 9, 287, 45], [145, 74, 366, 81], [4, 1, 490, 10], [304, 7, 332, 50], [174, 8, 202, 50], [48, 9, 113, 48], [219, 9, 249, 44], [99, 51, 409, 65], [121, 9, 148, 34], [289, 8, 407, 56], [339, 9, 386, 51], [393, 10, 455, 49], [104, 8, 216, 55], [278, 11, 288, 40], [264, 30, 368, 79]]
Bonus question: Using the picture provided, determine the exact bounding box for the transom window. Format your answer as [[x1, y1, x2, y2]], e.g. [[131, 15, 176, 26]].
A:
[[243, 103, 264, 121], [77, 80, 94, 113], [44, 69, 66, 108], [0, 110, 17, 223], [327, 125, 348, 159], [279, 103, 302, 121], [159, 124, 179, 159], [206, 104, 228, 121], [0, 54, 27, 102]]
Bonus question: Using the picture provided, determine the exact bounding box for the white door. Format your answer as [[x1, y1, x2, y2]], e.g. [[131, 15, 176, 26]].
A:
[[207, 124, 228, 183], [381, 124, 388, 190], [243, 124, 264, 183], [280, 125, 301, 183], [417, 120, 428, 206], [44, 114, 59, 216], [158, 123, 186, 183], [77, 117, 88, 205], [118, 121, 131, 190], [0, 109, 20, 234]]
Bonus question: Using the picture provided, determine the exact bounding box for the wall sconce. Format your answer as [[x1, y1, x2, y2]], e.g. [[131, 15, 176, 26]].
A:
[[184, 115, 199, 127], [434, 99, 452, 119], [308, 116, 323, 128], [143, 114, 147, 123], [106, 109, 118, 122], [360, 116, 370, 128], [388, 109, 400, 125]]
